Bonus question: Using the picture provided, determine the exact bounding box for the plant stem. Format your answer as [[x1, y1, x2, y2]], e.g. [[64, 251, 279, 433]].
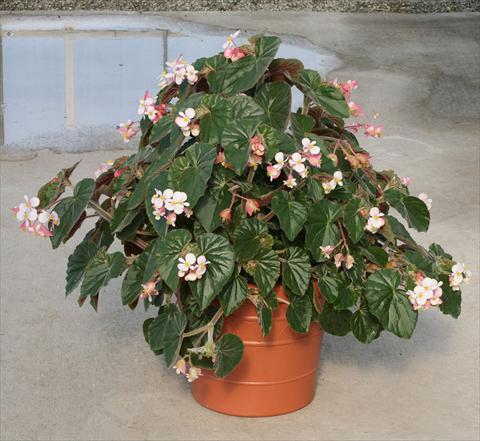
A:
[[183, 308, 224, 338]]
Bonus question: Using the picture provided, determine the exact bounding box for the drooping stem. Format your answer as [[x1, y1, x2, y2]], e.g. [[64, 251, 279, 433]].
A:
[[183, 308, 224, 338]]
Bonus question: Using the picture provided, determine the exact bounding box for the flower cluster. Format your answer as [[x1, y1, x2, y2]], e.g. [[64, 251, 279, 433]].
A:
[[158, 55, 198, 89], [322, 171, 343, 194], [151, 189, 190, 227], [365, 207, 385, 234], [334, 253, 355, 269], [173, 358, 203, 383], [248, 135, 265, 169], [407, 276, 443, 311], [177, 253, 210, 282], [223, 30, 246, 62], [138, 91, 169, 123], [449, 263, 471, 291], [175, 108, 200, 137], [12, 195, 60, 238], [266, 137, 322, 189], [116, 120, 140, 143]]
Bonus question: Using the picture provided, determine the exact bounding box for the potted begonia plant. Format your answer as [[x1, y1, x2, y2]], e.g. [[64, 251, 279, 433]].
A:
[[13, 32, 471, 417]]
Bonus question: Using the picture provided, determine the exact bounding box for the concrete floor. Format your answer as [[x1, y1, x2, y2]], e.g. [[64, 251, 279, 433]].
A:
[[1, 12, 479, 441]]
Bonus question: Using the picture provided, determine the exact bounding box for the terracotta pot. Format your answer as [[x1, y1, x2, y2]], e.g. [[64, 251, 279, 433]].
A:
[[191, 285, 324, 417]]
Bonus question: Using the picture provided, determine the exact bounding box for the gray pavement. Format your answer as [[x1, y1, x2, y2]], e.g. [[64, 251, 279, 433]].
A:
[[1, 12, 479, 441]]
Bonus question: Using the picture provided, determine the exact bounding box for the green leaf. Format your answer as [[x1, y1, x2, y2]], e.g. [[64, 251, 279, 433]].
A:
[[228, 94, 266, 125], [65, 240, 98, 295], [283, 247, 311, 296], [257, 304, 273, 336], [317, 274, 356, 310], [351, 307, 382, 343], [110, 199, 138, 234], [384, 189, 430, 232], [163, 305, 187, 368], [169, 143, 216, 209], [386, 215, 415, 244], [121, 251, 149, 305], [37, 161, 80, 208], [80, 250, 126, 298], [438, 275, 461, 318], [296, 69, 349, 118], [253, 247, 281, 296], [232, 218, 269, 261], [145, 171, 169, 236], [305, 200, 342, 261], [213, 334, 244, 378], [271, 191, 308, 241], [290, 113, 315, 142], [317, 276, 340, 304], [209, 35, 281, 95], [286, 294, 313, 333], [156, 229, 192, 292], [190, 233, 235, 310], [219, 273, 248, 316], [343, 199, 365, 243], [222, 119, 260, 175], [50, 178, 95, 249], [149, 113, 174, 144], [366, 269, 418, 338], [257, 123, 280, 163], [319, 303, 352, 336], [148, 305, 175, 353], [404, 250, 435, 273], [195, 167, 235, 233], [199, 94, 232, 144], [255, 81, 291, 130], [362, 246, 389, 267]]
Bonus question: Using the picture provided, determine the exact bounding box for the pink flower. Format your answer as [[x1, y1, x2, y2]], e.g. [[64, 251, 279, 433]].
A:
[[165, 212, 177, 227], [283, 174, 297, 188], [347, 122, 362, 133], [332, 79, 358, 98], [151, 104, 168, 124], [418, 193, 432, 210], [320, 245, 335, 258], [364, 124, 383, 138], [224, 47, 246, 62], [245, 199, 260, 216], [114, 168, 128, 178], [334, 253, 344, 268], [250, 135, 265, 157], [140, 281, 158, 302], [266, 164, 282, 181], [401, 176, 411, 186], [307, 154, 322, 167], [138, 91, 156, 120], [219, 208, 232, 223], [117, 120, 139, 143], [348, 101, 364, 117]]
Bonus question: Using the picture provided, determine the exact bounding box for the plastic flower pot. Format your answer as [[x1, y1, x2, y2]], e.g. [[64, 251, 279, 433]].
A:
[[191, 285, 324, 417]]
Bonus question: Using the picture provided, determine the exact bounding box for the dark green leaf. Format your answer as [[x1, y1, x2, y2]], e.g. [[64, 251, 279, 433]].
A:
[[214, 334, 244, 377], [253, 248, 281, 296], [305, 200, 342, 261], [363, 246, 389, 267], [351, 307, 382, 343], [271, 191, 308, 241], [290, 113, 315, 142], [258, 304, 273, 336], [163, 306, 187, 368], [255, 81, 291, 130], [219, 273, 248, 316], [232, 218, 269, 261], [319, 303, 352, 336], [121, 251, 149, 305], [190, 233, 235, 310], [169, 143, 216, 209], [343, 199, 365, 243], [228, 94, 266, 125], [286, 294, 313, 333], [65, 240, 98, 295], [438, 275, 461, 318], [51, 178, 95, 248], [385, 189, 430, 232], [366, 269, 417, 338], [283, 247, 311, 296], [199, 94, 232, 144]]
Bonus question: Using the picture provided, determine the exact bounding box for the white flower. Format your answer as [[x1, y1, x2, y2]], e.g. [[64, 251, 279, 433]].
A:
[[178, 253, 197, 277], [223, 30, 240, 49], [408, 276, 443, 310], [195, 255, 210, 277], [302, 138, 320, 155], [289, 152, 306, 174], [418, 193, 432, 210], [274, 152, 286, 168], [138, 92, 156, 116], [165, 191, 190, 215], [365, 207, 385, 234], [94, 160, 114, 179], [175, 108, 196, 128], [333, 171, 343, 187], [151, 188, 173, 209], [345, 254, 355, 269], [322, 180, 336, 195], [283, 174, 297, 188], [186, 366, 203, 382], [185, 64, 198, 85], [449, 262, 471, 290]]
